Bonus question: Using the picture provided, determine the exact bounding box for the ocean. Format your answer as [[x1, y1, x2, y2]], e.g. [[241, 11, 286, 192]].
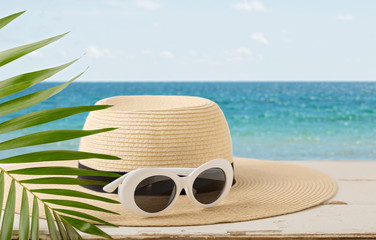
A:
[[1, 82, 375, 160]]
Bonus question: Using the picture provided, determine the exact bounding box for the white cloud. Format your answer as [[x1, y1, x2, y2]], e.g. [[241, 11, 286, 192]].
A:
[[335, 14, 354, 21], [136, 0, 160, 9], [196, 53, 222, 65], [280, 37, 291, 43], [280, 29, 289, 34], [236, 47, 252, 55], [257, 54, 264, 61], [160, 50, 175, 59], [107, 0, 127, 8], [251, 32, 269, 45], [141, 49, 152, 55], [152, 22, 160, 27], [87, 45, 113, 58], [232, 0, 268, 13], [221, 47, 252, 62], [189, 50, 198, 56]]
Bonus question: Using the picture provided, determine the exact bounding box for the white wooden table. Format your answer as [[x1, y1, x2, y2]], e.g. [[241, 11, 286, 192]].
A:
[[11, 161, 376, 239]]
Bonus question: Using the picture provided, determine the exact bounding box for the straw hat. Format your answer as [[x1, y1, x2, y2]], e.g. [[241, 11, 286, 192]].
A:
[[6, 95, 337, 226]]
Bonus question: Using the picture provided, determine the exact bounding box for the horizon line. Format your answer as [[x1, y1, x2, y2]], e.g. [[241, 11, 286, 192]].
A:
[[43, 80, 376, 83]]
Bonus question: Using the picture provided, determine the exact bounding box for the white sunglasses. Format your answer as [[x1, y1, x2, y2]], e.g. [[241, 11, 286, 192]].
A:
[[103, 158, 233, 217]]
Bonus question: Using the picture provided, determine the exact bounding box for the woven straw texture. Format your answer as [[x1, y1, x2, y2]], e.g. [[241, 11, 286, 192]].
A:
[[4, 158, 336, 226], [79, 96, 233, 171], [2, 95, 337, 226]]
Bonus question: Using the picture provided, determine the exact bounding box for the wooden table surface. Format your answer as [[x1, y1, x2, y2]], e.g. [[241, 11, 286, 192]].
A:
[[9, 161, 376, 239]]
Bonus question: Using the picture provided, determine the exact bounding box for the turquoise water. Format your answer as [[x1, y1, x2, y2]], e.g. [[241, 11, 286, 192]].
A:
[[1, 82, 375, 160]]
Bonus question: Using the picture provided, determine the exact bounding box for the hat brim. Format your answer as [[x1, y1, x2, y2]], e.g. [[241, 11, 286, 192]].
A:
[[3, 157, 336, 226]]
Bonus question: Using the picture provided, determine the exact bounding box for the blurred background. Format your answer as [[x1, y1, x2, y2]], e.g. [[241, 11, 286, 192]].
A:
[[0, 0, 375, 160]]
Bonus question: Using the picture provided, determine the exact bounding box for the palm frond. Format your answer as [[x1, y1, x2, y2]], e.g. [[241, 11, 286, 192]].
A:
[[0, 171, 4, 218], [0, 150, 120, 164], [0, 128, 116, 151], [53, 212, 69, 240], [42, 199, 119, 215], [54, 209, 117, 227], [0, 105, 112, 134], [60, 215, 112, 239], [0, 32, 68, 67], [61, 218, 84, 240], [0, 11, 25, 29], [0, 11, 120, 239], [9, 166, 121, 177], [44, 205, 60, 240], [0, 71, 83, 117], [30, 197, 39, 240], [0, 179, 15, 240], [19, 188, 30, 240], [0, 58, 79, 98], [20, 177, 108, 185], [31, 189, 120, 204]]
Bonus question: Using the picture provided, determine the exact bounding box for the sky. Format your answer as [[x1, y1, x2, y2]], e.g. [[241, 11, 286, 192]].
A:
[[1, 0, 376, 81]]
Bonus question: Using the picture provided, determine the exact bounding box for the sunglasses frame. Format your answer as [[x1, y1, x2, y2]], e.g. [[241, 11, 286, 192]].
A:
[[103, 158, 233, 217]]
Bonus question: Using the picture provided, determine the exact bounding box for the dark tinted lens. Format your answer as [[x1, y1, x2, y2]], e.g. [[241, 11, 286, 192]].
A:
[[134, 175, 176, 213], [193, 168, 226, 204]]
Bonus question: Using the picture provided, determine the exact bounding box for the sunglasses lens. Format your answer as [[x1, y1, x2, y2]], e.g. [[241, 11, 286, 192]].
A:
[[134, 175, 176, 213], [193, 168, 226, 204]]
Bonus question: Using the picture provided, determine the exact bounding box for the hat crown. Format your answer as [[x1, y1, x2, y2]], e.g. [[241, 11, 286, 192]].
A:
[[79, 95, 233, 172]]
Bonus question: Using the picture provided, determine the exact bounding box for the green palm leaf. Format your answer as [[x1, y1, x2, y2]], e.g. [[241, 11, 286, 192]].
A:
[[55, 209, 117, 227], [19, 189, 30, 240], [0, 71, 83, 117], [0, 11, 25, 29], [31, 189, 120, 204], [0, 32, 68, 67], [0, 179, 16, 240], [0, 128, 115, 151], [21, 177, 108, 185], [9, 166, 121, 177], [0, 105, 111, 134], [0, 171, 4, 219], [53, 212, 69, 240], [60, 215, 112, 239], [0, 59, 79, 99], [62, 218, 83, 240], [44, 205, 59, 240], [1, 150, 119, 164], [42, 199, 119, 215], [30, 197, 39, 240], [0, 11, 119, 239]]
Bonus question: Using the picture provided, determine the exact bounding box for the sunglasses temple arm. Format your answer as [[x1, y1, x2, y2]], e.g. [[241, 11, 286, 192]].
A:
[[103, 173, 128, 193]]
